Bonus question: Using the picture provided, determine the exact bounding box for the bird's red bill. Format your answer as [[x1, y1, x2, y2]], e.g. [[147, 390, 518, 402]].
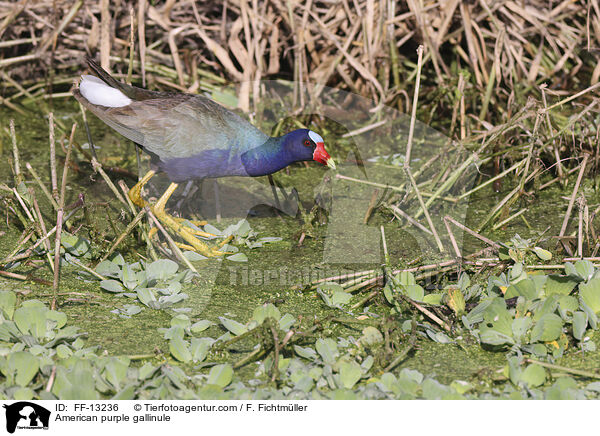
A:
[[313, 142, 335, 168]]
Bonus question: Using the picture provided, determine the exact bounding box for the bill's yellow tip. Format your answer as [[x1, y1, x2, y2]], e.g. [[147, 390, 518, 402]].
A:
[[326, 157, 336, 170]]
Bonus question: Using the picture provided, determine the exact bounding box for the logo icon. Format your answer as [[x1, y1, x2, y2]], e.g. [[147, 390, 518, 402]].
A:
[[3, 402, 50, 433]]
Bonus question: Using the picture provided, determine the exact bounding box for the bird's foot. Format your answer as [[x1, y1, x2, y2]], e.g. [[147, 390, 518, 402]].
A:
[[151, 210, 231, 257], [128, 170, 156, 208], [150, 183, 233, 257], [170, 217, 214, 238], [173, 236, 233, 257], [147, 227, 231, 257], [172, 216, 208, 227], [129, 175, 232, 258]]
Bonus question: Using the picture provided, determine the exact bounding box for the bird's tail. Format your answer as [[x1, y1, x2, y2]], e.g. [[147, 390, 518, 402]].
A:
[[83, 56, 159, 101], [85, 57, 132, 94]]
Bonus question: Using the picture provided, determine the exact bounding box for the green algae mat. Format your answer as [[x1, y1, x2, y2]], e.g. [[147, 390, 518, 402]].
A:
[[1, 98, 600, 400]]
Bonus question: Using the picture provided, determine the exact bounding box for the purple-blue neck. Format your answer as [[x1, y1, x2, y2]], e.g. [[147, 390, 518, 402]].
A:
[[240, 129, 313, 176]]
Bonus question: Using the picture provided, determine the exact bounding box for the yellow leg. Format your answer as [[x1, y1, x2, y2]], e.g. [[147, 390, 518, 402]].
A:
[[172, 217, 208, 227], [171, 217, 213, 237], [151, 183, 229, 257], [128, 173, 230, 257], [128, 170, 156, 208], [130, 172, 212, 236]]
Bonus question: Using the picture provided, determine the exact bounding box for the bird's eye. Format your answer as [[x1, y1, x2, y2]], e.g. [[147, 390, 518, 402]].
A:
[[304, 140, 311, 146]]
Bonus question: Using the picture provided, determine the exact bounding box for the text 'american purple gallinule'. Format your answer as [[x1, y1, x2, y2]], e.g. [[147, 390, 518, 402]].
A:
[[73, 58, 335, 257]]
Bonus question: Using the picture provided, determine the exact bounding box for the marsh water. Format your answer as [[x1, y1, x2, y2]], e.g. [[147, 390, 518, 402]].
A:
[[1, 95, 597, 388]]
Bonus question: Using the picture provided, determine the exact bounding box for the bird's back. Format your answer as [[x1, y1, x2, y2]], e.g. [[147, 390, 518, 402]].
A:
[[75, 89, 268, 161], [73, 59, 269, 163]]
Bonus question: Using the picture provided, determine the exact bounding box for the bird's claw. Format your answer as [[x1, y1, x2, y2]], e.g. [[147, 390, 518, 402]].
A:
[[129, 174, 234, 259]]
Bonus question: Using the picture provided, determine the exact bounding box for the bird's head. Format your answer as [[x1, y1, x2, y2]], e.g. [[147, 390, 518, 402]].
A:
[[283, 129, 336, 169]]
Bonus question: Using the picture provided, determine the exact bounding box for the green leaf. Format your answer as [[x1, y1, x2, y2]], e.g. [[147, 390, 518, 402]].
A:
[[203, 223, 222, 236], [169, 336, 192, 363], [100, 280, 125, 293], [56, 344, 72, 359], [110, 253, 125, 265], [252, 304, 281, 324], [479, 330, 514, 346], [544, 275, 577, 296], [480, 299, 514, 345], [122, 305, 142, 316], [383, 283, 394, 304], [428, 331, 452, 343], [182, 251, 207, 261], [0, 291, 16, 319], [190, 337, 213, 362], [520, 364, 546, 388], [528, 343, 548, 357], [575, 260, 595, 281], [545, 377, 579, 400], [511, 262, 524, 280], [580, 277, 600, 314], [138, 362, 157, 380], [230, 219, 252, 237], [403, 284, 425, 301], [505, 278, 537, 300], [573, 311, 588, 341], [136, 288, 157, 307], [361, 355, 374, 372], [315, 338, 338, 364], [170, 314, 191, 328], [103, 357, 130, 389], [533, 295, 559, 320], [278, 314, 295, 331], [226, 253, 248, 262], [146, 259, 179, 281], [557, 295, 578, 313], [422, 379, 458, 399], [533, 247, 552, 261], [61, 232, 91, 257], [207, 363, 233, 387], [338, 361, 361, 389], [511, 317, 532, 340], [294, 345, 317, 361], [120, 264, 137, 290], [530, 313, 563, 342], [162, 326, 185, 340], [13, 387, 34, 400], [447, 288, 466, 315], [360, 327, 384, 346], [458, 273, 470, 290], [219, 317, 247, 335], [580, 300, 598, 330], [317, 282, 344, 294], [330, 291, 352, 306], [46, 310, 67, 329], [293, 376, 314, 392], [9, 351, 39, 387], [450, 380, 473, 395], [95, 260, 121, 278], [506, 356, 522, 385], [190, 320, 214, 333], [52, 364, 98, 400], [423, 293, 443, 305], [379, 372, 399, 393], [14, 301, 47, 338], [564, 262, 578, 278], [396, 271, 416, 286], [113, 384, 136, 400]]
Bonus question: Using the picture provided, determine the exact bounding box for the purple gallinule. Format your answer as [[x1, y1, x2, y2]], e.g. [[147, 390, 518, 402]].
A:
[[74, 58, 335, 256]]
